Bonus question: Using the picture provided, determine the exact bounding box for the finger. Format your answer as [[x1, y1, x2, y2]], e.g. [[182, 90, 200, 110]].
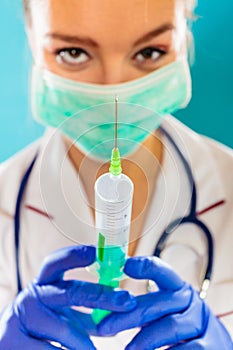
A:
[[124, 256, 184, 290], [125, 315, 201, 350], [18, 293, 96, 350], [169, 306, 233, 350], [168, 343, 198, 349], [37, 246, 96, 284], [60, 308, 98, 336], [34, 341, 59, 350], [98, 287, 192, 335], [1, 331, 58, 350], [23, 338, 59, 350], [34, 281, 136, 311], [125, 291, 204, 350]]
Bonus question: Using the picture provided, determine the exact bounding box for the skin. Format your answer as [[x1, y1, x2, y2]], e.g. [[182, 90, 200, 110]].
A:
[[26, 0, 188, 255]]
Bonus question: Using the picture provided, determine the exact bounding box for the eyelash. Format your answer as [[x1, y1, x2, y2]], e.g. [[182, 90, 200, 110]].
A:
[[55, 46, 167, 68], [55, 48, 90, 66], [133, 47, 167, 65]]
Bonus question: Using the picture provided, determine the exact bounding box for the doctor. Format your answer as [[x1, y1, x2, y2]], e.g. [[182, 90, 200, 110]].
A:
[[0, 0, 233, 349]]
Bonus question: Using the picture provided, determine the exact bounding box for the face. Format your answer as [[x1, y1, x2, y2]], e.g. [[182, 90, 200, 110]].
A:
[[27, 0, 187, 84]]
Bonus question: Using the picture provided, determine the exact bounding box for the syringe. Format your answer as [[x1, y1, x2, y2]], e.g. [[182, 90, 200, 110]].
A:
[[92, 97, 134, 324]]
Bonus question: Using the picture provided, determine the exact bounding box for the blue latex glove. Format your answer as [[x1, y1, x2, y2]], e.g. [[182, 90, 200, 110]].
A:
[[98, 256, 233, 350], [0, 245, 136, 349]]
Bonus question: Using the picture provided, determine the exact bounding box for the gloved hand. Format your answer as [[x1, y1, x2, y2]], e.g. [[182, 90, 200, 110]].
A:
[[0, 245, 136, 350], [98, 256, 233, 350]]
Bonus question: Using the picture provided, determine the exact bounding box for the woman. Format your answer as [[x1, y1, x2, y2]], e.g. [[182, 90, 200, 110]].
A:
[[0, 0, 232, 348]]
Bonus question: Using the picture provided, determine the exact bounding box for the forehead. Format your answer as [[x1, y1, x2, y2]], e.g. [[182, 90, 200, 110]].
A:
[[30, 0, 183, 40]]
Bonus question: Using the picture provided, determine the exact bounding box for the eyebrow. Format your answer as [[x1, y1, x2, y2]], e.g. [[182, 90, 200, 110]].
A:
[[133, 23, 175, 46], [45, 33, 99, 48], [45, 23, 175, 48]]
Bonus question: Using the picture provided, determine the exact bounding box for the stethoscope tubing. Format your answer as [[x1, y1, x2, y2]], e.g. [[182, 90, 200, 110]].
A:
[[154, 126, 214, 296], [14, 154, 38, 293], [154, 214, 214, 281]]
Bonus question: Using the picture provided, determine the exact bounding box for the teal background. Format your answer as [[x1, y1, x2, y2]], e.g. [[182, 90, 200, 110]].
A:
[[175, 0, 233, 148], [0, 0, 232, 162]]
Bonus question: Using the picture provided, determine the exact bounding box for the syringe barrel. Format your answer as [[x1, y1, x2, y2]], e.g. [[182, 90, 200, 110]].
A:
[[95, 172, 134, 268]]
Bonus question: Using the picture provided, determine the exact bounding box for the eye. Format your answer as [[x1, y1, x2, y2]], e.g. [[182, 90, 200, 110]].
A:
[[134, 47, 166, 65], [56, 48, 90, 66]]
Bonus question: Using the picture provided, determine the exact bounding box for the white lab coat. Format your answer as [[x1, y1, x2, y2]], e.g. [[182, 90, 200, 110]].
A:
[[0, 115, 233, 349]]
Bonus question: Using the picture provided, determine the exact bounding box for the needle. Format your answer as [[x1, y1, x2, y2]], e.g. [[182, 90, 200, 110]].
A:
[[115, 95, 118, 150], [109, 95, 122, 176]]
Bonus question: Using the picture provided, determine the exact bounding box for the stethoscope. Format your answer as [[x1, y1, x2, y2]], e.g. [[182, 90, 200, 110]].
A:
[[14, 127, 214, 298]]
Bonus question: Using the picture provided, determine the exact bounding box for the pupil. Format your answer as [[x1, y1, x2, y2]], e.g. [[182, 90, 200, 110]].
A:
[[71, 49, 80, 57], [143, 48, 153, 58]]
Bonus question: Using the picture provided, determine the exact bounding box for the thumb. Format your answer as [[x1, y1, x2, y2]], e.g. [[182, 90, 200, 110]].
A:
[[124, 256, 185, 291], [37, 245, 96, 285]]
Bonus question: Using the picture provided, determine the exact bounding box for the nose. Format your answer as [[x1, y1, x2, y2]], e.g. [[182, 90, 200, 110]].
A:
[[98, 57, 141, 84]]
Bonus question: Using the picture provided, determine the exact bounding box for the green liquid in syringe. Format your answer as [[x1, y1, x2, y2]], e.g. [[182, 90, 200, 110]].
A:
[[92, 233, 126, 324]]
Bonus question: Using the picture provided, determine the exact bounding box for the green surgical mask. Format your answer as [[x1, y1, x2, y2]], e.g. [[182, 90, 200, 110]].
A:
[[31, 58, 192, 160]]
